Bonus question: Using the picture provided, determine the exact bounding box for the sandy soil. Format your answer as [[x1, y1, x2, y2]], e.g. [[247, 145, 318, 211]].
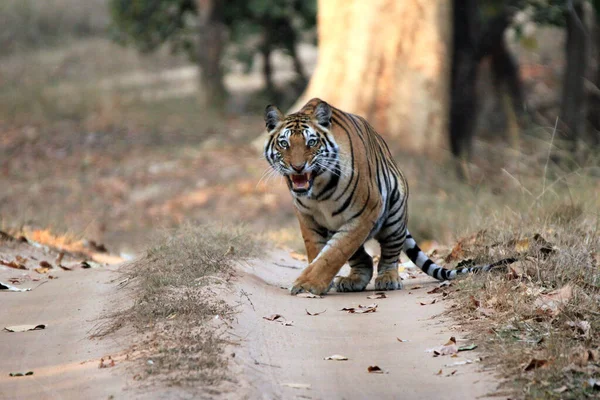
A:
[[0, 241, 131, 400], [228, 249, 499, 400]]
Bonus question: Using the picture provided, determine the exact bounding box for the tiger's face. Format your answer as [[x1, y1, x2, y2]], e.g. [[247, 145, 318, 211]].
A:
[[263, 100, 338, 196]]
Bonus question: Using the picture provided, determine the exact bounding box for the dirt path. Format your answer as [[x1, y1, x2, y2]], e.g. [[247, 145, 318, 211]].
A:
[[0, 249, 130, 400], [229, 250, 499, 400]]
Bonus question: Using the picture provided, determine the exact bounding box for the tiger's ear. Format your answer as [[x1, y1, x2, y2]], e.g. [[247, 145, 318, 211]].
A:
[[264, 105, 284, 131], [314, 101, 332, 128]]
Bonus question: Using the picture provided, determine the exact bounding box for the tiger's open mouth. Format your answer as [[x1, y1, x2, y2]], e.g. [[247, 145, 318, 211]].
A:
[[289, 172, 314, 193]]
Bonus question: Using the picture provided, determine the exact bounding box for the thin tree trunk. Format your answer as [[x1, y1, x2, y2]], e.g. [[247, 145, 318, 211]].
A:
[[291, 0, 452, 157], [560, 1, 588, 155], [196, 0, 226, 110]]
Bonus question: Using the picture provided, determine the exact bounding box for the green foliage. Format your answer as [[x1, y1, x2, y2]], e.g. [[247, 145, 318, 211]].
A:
[[109, 0, 196, 57]]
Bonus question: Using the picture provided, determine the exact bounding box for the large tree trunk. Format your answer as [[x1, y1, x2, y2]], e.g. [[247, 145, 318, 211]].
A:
[[196, 0, 227, 110], [291, 0, 452, 157]]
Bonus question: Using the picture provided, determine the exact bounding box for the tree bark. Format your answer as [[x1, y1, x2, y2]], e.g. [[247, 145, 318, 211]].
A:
[[291, 0, 452, 157], [196, 0, 227, 110], [560, 1, 589, 154]]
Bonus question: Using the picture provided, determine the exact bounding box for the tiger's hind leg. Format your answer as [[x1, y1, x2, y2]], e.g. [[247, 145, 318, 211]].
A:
[[334, 246, 373, 292], [374, 229, 405, 290]]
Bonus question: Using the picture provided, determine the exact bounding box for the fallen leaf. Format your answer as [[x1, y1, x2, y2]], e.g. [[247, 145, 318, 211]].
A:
[[458, 344, 478, 352], [324, 354, 348, 361], [367, 365, 384, 374], [59, 264, 72, 271], [553, 386, 568, 394], [34, 266, 51, 274], [367, 292, 387, 299], [436, 369, 443, 375], [4, 324, 46, 332], [296, 292, 322, 299], [411, 285, 422, 290], [290, 251, 307, 261], [427, 287, 443, 294], [0, 281, 31, 292], [419, 299, 437, 306], [281, 383, 311, 389], [446, 370, 458, 377], [9, 371, 34, 377], [397, 338, 410, 342], [566, 320, 590, 337], [305, 309, 327, 316], [534, 285, 573, 316], [444, 360, 473, 367], [432, 337, 458, 357], [341, 304, 378, 314], [0, 259, 27, 270], [39, 261, 52, 269], [263, 314, 284, 321], [523, 358, 548, 371]]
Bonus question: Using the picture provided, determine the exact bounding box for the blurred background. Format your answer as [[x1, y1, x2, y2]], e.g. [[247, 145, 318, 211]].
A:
[[0, 0, 598, 257]]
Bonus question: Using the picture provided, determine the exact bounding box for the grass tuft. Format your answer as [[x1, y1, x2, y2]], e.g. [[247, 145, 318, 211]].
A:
[[96, 223, 259, 386]]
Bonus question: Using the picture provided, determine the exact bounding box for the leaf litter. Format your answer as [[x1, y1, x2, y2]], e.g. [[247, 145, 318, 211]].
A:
[[340, 303, 378, 314], [4, 324, 46, 332], [305, 309, 326, 316], [324, 354, 348, 361], [263, 314, 293, 326], [366, 292, 387, 299], [367, 365, 386, 374]]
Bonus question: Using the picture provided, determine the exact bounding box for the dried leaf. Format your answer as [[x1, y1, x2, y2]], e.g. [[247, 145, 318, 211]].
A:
[[419, 299, 437, 306], [446, 370, 458, 377], [324, 354, 348, 361], [367, 365, 384, 374], [341, 304, 378, 314], [444, 360, 473, 367], [263, 314, 284, 321], [34, 267, 51, 274], [458, 344, 477, 352], [281, 383, 311, 389], [397, 338, 410, 342], [436, 369, 443, 375], [305, 309, 326, 316], [566, 320, 590, 337], [289, 251, 307, 261], [411, 285, 423, 290], [0, 259, 27, 270], [0, 281, 31, 292], [9, 371, 34, 377], [534, 285, 573, 316], [524, 358, 548, 371], [4, 324, 46, 332], [553, 386, 568, 394], [367, 292, 387, 299], [39, 261, 52, 269]]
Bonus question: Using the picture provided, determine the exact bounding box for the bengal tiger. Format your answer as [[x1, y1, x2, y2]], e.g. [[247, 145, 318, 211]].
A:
[[263, 98, 513, 295]]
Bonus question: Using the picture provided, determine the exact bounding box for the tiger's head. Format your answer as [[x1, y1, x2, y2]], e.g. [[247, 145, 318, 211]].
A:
[[263, 99, 339, 197]]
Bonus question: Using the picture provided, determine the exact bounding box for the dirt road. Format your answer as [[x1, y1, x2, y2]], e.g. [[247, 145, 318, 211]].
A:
[[229, 250, 499, 400]]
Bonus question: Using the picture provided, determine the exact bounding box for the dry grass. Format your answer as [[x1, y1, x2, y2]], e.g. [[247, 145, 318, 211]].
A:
[[96, 223, 260, 386], [436, 171, 600, 399]]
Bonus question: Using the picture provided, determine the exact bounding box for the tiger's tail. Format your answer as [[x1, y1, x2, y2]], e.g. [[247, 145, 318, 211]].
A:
[[403, 230, 516, 281]]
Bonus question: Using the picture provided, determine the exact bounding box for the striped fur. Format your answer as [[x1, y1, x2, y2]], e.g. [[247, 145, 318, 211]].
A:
[[264, 98, 510, 295]]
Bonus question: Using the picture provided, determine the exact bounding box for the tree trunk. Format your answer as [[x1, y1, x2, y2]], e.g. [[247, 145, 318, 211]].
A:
[[560, 1, 589, 155], [291, 0, 452, 157], [196, 0, 227, 110], [449, 0, 478, 179]]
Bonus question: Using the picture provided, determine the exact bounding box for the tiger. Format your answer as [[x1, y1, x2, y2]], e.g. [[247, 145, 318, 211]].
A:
[[263, 98, 513, 295]]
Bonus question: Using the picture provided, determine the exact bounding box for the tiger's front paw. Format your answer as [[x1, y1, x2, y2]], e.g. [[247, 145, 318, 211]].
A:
[[290, 274, 332, 296], [374, 269, 403, 291]]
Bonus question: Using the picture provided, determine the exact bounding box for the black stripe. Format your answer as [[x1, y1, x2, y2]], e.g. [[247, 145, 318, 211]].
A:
[[332, 175, 360, 216]]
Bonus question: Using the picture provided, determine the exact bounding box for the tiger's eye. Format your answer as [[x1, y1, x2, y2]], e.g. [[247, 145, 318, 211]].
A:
[[307, 139, 318, 147]]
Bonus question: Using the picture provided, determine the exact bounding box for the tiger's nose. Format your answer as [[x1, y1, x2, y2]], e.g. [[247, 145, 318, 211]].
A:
[[291, 163, 305, 173]]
